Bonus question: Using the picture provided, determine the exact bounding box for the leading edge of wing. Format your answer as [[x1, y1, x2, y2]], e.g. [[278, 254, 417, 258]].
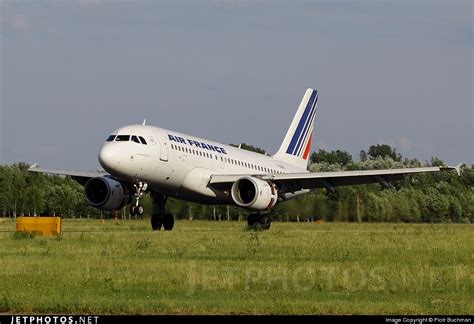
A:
[[28, 163, 108, 179]]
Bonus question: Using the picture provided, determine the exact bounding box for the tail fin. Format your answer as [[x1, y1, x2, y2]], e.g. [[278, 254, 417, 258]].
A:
[[273, 88, 319, 170]]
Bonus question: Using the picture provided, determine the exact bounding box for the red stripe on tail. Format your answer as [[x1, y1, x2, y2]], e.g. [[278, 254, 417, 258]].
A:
[[302, 134, 312, 160]]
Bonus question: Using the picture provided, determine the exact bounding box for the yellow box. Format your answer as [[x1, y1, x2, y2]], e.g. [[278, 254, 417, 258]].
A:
[[16, 217, 61, 236]]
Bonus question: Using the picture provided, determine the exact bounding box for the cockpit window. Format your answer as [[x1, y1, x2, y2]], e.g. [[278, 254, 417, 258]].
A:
[[115, 135, 130, 142], [131, 136, 140, 144], [139, 136, 147, 145], [113, 134, 147, 145]]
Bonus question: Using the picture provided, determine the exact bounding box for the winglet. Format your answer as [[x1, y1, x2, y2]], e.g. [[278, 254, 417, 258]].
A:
[[440, 163, 462, 176], [29, 163, 38, 170], [454, 163, 462, 176]]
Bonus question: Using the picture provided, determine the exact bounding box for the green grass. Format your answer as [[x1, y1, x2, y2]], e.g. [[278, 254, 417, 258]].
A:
[[0, 218, 472, 314]]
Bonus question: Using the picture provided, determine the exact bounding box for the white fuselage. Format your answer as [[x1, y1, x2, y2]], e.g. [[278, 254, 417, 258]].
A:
[[98, 124, 307, 204]]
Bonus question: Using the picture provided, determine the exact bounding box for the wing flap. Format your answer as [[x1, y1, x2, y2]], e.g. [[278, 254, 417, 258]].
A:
[[209, 166, 459, 192]]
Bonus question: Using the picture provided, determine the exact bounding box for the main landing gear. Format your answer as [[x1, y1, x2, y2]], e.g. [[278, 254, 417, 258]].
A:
[[150, 191, 174, 231], [247, 213, 271, 230], [130, 180, 147, 217]]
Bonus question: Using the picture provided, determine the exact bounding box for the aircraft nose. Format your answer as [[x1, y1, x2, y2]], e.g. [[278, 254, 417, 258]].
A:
[[98, 144, 116, 171]]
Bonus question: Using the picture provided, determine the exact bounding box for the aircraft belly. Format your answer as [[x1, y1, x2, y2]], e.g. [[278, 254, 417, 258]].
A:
[[179, 167, 229, 203]]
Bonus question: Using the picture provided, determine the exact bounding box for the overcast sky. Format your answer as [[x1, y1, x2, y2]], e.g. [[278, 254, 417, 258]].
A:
[[1, 0, 472, 170]]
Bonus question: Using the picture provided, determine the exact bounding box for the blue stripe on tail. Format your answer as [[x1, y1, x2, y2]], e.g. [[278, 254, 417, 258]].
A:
[[294, 93, 318, 156], [286, 90, 318, 155]]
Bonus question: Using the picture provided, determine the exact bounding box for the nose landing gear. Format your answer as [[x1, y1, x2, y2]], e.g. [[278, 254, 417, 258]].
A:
[[130, 180, 148, 217]]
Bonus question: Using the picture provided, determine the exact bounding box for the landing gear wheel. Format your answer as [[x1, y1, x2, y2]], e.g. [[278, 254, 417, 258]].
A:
[[163, 213, 174, 231], [247, 213, 258, 227], [247, 213, 271, 230], [151, 214, 163, 231], [150, 192, 173, 231], [260, 216, 271, 230], [130, 205, 137, 216], [136, 204, 144, 216]]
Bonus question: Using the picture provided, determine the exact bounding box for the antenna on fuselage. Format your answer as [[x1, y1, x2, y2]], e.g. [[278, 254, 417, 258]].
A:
[[142, 119, 147, 126]]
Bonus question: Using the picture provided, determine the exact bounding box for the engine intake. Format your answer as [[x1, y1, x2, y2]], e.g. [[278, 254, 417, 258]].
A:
[[231, 177, 277, 211], [84, 176, 131, 210]]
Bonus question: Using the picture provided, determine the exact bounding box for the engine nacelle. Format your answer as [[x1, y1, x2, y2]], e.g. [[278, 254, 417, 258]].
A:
[[231, 177, 278, 211], [84, 176, 131, 211]]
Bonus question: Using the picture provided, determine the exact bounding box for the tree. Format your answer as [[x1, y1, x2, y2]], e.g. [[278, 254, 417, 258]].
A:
[[429, 156, 445, 167], [359, 150, 368, 162], [310, 149, 353, 165], [0, 166, 14, 216], [24, 186, 45, 216], [367, 144, 402, 162]]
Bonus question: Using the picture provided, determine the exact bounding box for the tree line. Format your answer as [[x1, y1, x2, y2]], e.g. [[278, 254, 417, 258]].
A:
[[0, 144, 472, 223]]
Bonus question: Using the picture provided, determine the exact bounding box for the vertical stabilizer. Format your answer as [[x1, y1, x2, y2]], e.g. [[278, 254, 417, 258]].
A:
[[273, 88, 319, 170]]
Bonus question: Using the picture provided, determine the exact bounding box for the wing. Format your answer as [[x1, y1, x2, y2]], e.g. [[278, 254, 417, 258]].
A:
[[209, 165, 461, 194], [28, 164, 109, 185]]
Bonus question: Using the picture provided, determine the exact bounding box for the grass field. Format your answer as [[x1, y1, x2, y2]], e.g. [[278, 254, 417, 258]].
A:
[[0, 218, 472, 314]]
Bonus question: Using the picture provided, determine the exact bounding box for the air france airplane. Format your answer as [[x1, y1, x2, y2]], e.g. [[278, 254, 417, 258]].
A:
[[29, 89, 460, 230]]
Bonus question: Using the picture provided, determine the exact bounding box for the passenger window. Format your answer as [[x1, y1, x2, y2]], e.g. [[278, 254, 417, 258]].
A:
[[106, 135, 116, 141], [139, 136, 147, 145], [131, 136, 140, 144], [115, 135, 130, 141]]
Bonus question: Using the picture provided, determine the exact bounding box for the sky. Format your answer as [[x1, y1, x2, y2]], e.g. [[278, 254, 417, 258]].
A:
[[0, 0, 472, 171]]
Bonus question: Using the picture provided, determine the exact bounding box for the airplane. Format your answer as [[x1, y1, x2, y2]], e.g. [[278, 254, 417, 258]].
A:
[[29, 88, 461, 230]]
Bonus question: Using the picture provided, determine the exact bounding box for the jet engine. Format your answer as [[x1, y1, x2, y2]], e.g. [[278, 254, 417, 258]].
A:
[[231, 177, 278, 211], [84, 176, 131, 210]]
